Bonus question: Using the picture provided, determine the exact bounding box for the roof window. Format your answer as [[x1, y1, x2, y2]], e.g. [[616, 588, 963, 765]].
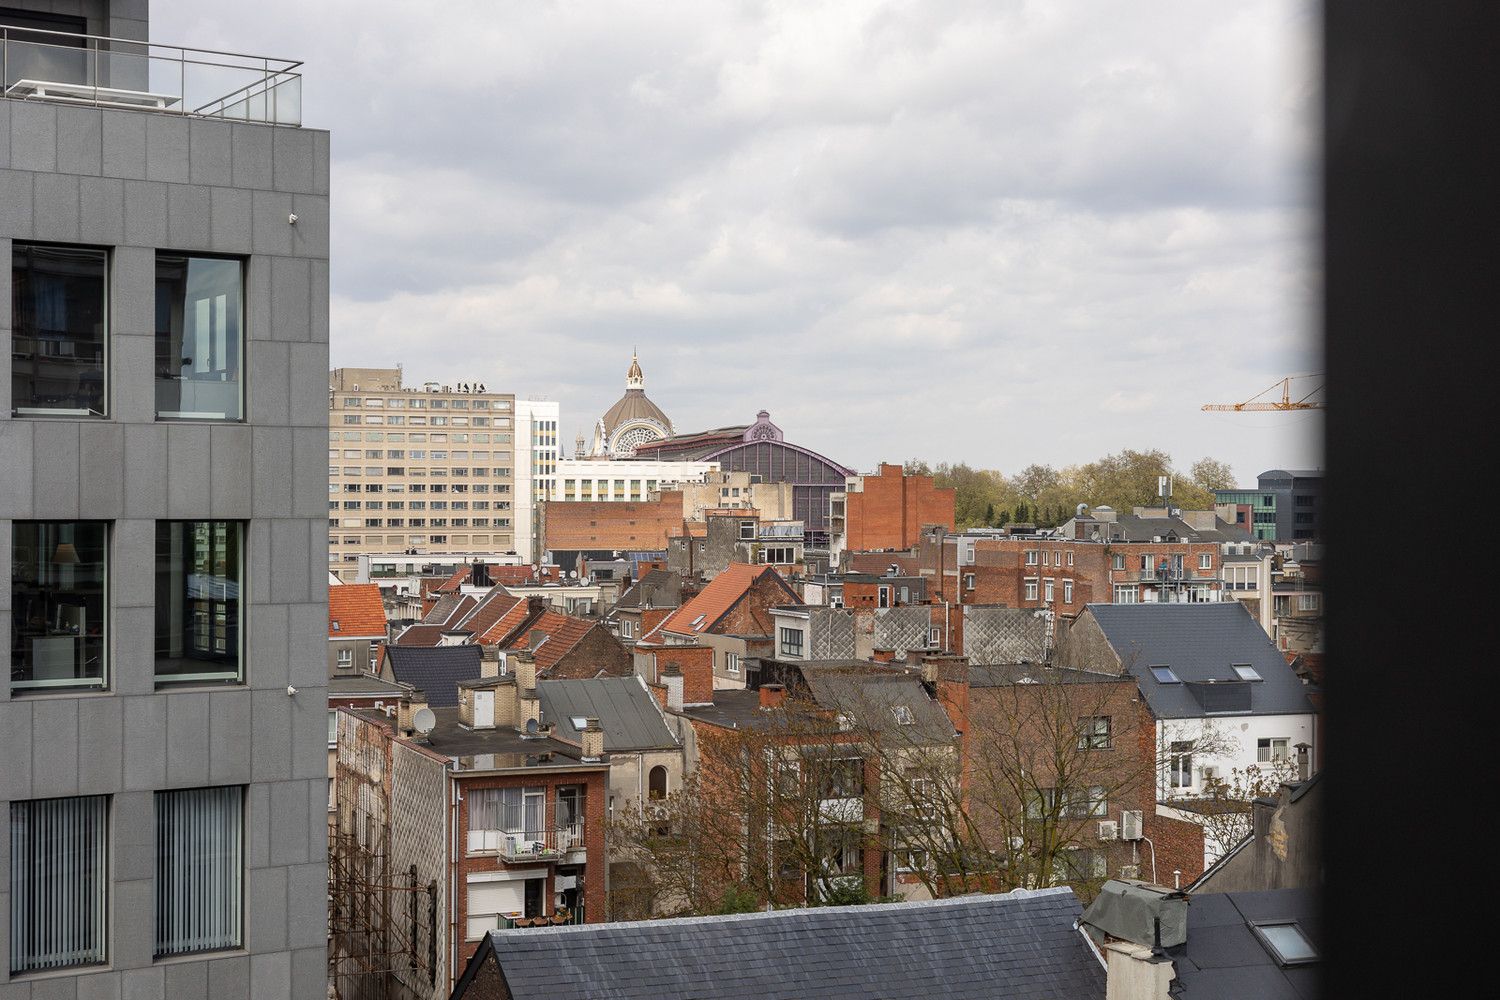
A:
[[1249, 921, 1318, 966], [1232, 663, 1262, 681], [1149, 665, 1181, 684]]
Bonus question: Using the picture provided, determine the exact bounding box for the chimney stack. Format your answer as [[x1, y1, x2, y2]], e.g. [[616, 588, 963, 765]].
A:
[[759, 683, 786, 710], [662, 664, 684, 713], [581, 718, 605, 761], [1295, 742, 1311, 782], [873, 647, 895, 663], [397, 688, 428, 737], [514, 650, 538, 693], [480, 644, 501, 677]]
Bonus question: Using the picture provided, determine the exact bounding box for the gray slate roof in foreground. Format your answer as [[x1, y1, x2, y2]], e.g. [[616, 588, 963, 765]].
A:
[[456, 887, 1102, 1000], [1085, 603, 1314, 720]]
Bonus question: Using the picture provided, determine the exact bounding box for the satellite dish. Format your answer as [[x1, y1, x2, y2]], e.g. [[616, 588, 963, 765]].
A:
[[412, 707, 436, 735], [525, 718, 539, 735]]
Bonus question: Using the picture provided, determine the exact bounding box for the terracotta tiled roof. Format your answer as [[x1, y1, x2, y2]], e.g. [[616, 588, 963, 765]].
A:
[[503, 611, 598, 674], [436, 566, 470, 594], [328, 583, 387, 639], [490, 565, 562, 587], [658, 564, 792, 638], [458, 588, 528, 644], [392, 623, 450, 647]]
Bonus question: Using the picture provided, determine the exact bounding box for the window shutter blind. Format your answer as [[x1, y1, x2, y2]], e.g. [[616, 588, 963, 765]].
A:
[[154, 786, 244, 957], [8, 795, 109, 974]]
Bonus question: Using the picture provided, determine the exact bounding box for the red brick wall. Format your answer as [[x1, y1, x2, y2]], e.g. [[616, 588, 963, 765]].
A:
[[844, 464, 956, 552], [542, 491, 685, 550], [654, 645, 715, 705], [452, 768, 608, 972], [713, 572, 799, 638], [546, 626, 634, 680]]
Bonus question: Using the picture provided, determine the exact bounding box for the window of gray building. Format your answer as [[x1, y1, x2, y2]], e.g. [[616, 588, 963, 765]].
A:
[[155, 254, 245, 420], [155, 521, 244, 685], [10, 244, 108, 416], [8, 795, 109, 974], [154, 786, 244, 958], [10, 521, 108, 692]]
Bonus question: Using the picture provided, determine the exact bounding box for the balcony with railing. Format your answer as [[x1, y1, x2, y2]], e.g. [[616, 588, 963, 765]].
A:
[[467, 824, 585, 861], [2, 24, 301, 125]]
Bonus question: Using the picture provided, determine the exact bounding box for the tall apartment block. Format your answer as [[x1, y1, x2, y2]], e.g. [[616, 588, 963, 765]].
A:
[[2, 3, 329, 997], [328, 368, 518, 580], [513, 398, 559, 563]]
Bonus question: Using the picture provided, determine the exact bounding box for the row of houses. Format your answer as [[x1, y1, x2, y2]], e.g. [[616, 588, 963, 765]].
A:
[[327, 550, 1319, 998]]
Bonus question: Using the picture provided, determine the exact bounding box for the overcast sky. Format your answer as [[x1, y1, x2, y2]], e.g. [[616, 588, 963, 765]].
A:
[[156, 0, 1320, 484]]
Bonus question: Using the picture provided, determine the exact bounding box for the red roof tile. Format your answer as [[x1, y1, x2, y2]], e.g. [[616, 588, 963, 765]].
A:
[[328, 584, 387, 639], [458, 588, 528, 644], [503, 610, 598, 674], [436, 566, 470, 594], [657, 564, 792, 638]]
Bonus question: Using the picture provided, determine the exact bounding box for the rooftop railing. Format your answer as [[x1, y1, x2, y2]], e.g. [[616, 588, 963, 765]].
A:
[[2, 25, 301, 125]]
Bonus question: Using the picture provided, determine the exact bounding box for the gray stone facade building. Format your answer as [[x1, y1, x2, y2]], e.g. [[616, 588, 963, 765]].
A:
[[2, 2, 328, 997]]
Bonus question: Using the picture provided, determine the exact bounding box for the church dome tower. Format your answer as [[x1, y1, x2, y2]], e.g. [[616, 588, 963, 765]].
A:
[[591, 352, 673, 457]]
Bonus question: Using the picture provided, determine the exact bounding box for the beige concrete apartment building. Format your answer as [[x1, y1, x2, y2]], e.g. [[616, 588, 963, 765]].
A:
[[329, 368, 517, 580]]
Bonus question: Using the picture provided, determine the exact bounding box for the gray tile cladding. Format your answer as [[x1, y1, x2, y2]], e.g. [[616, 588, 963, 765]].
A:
[[2, 84, 330, 998]]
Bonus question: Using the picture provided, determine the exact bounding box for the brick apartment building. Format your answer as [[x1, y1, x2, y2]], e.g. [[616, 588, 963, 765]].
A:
[[638, 564, 801, 686], [829, 463, 956, 568], [334, 658, 609, 999], [929, 658, 1205, 889]]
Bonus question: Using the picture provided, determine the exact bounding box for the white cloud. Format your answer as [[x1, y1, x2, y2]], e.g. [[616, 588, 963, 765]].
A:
[[155, 0, 1321, 480]]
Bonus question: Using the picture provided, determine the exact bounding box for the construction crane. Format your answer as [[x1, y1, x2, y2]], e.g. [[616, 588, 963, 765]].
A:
[[1202, 374, 1324, 412]]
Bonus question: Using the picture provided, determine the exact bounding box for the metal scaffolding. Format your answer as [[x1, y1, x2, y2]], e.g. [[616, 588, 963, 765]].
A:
[[327, 825, 438, 1000]]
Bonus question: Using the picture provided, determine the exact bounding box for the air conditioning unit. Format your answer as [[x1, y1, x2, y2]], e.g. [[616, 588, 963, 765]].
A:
[[1118, 864, 1140, 880], [1097, 820, 1118, 841], [646, 803, 670, 822], [1120, 810, 1144, 841]]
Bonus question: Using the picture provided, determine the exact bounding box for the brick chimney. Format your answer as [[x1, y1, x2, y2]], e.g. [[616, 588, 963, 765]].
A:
[[759, 683, 786, 710], [513, 650, 538, 693], [397, 688, 428, 737], [480, 644, 501, 677], [658, 646, 714, 705], [661, 664, 684, 713], [581, 718, 605, 762], [873, 647, 895, 663]]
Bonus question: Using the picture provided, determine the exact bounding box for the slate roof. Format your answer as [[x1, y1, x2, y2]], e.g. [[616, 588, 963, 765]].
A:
[[614, 569, 683, 610], [381, 645, 482, 708], [1170, 888, 1320, 999], [451, 887, 1102, 1000], [328, 673, 407, 698], [328, 583, 386, 638], [1083, 603, 1315, 720], [658, 563, 796, 637], [538, 677, 677, 752], [423, 592, 478, 627]]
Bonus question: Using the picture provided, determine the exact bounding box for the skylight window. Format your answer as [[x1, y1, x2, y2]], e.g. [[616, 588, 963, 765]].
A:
[[1232, 664, 1263, 681], [570, 716, 589, 730], [690, 614, 706, 630], [1250, 921, 1318, 966], [1149, 665, 1181, 684], [892, 705, 915, 726]]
